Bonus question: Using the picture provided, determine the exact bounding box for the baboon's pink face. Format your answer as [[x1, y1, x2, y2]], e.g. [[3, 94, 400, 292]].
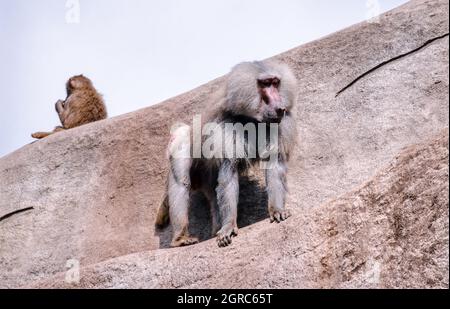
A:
[[257, 75, 286, 122]]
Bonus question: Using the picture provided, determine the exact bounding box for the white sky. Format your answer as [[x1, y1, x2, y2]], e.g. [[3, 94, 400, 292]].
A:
[[0, 0, 408, 158]]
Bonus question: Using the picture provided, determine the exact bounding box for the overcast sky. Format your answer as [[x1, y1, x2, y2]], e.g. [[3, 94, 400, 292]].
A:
[[0, 0, 408, 158]]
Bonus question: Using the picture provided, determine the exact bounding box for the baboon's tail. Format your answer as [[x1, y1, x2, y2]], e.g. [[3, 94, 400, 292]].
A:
[[155, 192, 170, 228], [31, 132, 52, 139]]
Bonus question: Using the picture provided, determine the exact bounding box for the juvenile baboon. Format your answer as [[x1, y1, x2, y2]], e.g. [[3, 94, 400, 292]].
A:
[[156, 60, 298, 247], [31, 75, 107, 139]]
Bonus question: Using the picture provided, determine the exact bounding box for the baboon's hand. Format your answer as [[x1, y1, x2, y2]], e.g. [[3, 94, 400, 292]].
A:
[[269, 209, 291, 223], [216, 225, 238, 247]]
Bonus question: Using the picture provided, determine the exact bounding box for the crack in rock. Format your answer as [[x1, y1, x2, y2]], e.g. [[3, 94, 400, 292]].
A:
[[0, 207, 34, 222], [335, 32, 450, 97]]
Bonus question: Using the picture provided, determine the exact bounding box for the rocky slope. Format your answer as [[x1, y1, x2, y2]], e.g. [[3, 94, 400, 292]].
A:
[[34, 129, 449, 288], [0, 0, 448, 288]]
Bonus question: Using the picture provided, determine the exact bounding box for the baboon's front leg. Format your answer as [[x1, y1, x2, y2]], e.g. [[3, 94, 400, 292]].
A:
[[265, 160, 291, 223], [216, 160, 239, 247]]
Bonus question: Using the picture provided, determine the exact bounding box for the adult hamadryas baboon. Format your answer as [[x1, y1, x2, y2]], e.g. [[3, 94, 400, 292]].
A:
[[156, 60, 298, 247]]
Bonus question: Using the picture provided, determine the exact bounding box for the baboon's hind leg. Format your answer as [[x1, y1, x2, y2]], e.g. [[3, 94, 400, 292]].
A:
[[31, 126, 65, 139], [203, 187, 220, 237], [168, 159, 198, 247], [31, 131, 52, 139]]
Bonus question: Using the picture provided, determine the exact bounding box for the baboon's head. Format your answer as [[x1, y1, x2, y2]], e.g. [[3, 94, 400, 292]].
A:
[[66, 75, 93, 94], [225, 60, 297, 123]]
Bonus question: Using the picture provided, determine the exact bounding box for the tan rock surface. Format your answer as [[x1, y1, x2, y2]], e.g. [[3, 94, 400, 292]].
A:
[[34, 129, 450, 289]]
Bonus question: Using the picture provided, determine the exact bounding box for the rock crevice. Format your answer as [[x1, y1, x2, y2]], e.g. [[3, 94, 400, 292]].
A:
[[336, 32, 450, 97]]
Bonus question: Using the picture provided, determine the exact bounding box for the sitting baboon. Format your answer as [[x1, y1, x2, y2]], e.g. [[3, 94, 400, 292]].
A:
[[31, 75, 107, 139], [156, 60, 298, 247]]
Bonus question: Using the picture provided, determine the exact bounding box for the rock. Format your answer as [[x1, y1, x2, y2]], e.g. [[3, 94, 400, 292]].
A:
[[0, 0, 448, 288], [32, 129, 450, 288]]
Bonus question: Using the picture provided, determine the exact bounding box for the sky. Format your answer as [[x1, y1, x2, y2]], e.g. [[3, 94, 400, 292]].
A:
[[0, 0, 408, 158]]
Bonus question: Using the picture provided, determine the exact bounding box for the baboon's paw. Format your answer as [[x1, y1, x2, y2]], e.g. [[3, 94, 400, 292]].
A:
[[171, 236, 199, 247], [216, 225, 238, 247], [269, 209, 291, 223]]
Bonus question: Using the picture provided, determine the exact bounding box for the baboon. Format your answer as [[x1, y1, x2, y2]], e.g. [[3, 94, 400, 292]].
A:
[[31, 75, 107, 139], [156, 60, 298, 247]]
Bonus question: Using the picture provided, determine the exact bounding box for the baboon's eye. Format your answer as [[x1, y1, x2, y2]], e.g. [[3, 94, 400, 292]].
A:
[[258, 79, 272, 88], [272, 79, 280, 88]]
